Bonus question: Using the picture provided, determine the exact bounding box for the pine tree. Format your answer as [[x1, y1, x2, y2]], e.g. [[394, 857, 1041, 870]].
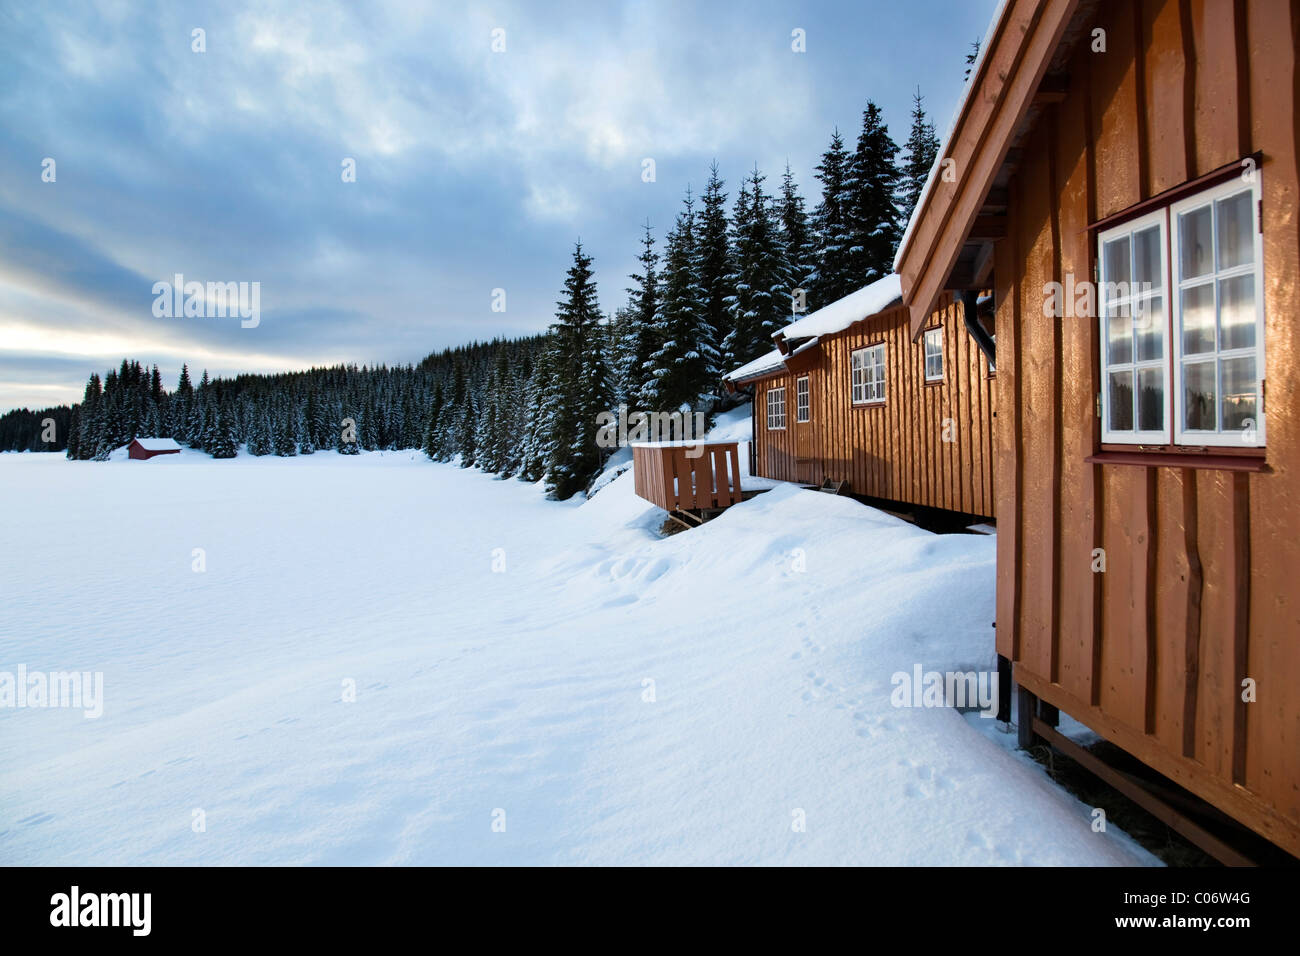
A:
[[188, 371, 210, 449], [297, 409, 315, 454], [964, 39, 981, 81], [545, 242, 612, 499], [811, 129, 855, 305], [65, 405, 81, 459], [517, 351, 556, 483], [208, 402, 238, 458], [724, 166, 792, 368], [646, 190, 713, 412], [778, 163, 815, 318], [171, 365, 193, 444], [694, 162, 731, 397], [68, 374, 102, 460], [899, 87, 940, 226], [622, 222, 661, 408], [273, 406, 297, 456], [422, 380, 444, 460], [847, 101, 902, 286], [247, 413, 273, 455]]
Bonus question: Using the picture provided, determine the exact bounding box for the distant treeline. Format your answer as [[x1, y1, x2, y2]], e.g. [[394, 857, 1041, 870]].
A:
[[0, 406, 73, 452]]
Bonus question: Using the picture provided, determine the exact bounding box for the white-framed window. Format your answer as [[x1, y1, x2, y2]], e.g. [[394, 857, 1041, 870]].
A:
[[1170, 177, 1265, 447], [923, 327, 944, 381], [851, 343, 886, 405], [766, 386, 787, 430], [1097, 175, 1264, 448], [795, 376, 810, 423], [1099, 208, 1169, 444]]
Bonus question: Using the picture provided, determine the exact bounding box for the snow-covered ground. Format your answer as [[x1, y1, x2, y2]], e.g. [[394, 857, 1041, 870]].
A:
[[0, 415, 1156, 865]]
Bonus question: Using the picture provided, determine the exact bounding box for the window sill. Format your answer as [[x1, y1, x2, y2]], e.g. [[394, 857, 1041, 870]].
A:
[[1085, 451, 1270, 473], [852, 400, 886, 408]]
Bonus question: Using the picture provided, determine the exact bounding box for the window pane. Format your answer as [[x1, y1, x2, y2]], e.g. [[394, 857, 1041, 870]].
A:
[[1221, 356, 1256, 433], [1103, 235, 1130, 287], [1137, 367, 1164, 432], [1182, 361, 1217, 431], [1134, 295, 1164, 362], [1106, 302, 1132, 365], [1218, 274, 1255, 351], [1133, 225, 1162, 290], [1179, 205, 1213, 279], [1108, 371, 1134, 432], [1180, 283, 1215, 355], [1216, 191, 1254, 270]]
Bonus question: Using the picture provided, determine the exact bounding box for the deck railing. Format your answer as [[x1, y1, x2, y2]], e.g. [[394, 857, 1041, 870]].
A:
[[632, 441, 743, 512]]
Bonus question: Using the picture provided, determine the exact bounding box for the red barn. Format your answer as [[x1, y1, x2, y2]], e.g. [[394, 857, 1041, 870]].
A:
[[128, 438, 182, 460]]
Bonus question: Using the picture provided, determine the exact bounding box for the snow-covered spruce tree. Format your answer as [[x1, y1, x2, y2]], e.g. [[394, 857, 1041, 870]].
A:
[[811, 129, 856, 306], [724, 166, 793, 369], [499, 357, 526, 477], [360, 396, 380, 450], [545, 242, 612, 499], [188, 371, 210, 449], [299, 391, 318, 454], [606, 305, 634, 405], [646, 190, 714, 413], [848, 101, 903, 285], [456, 393, 478, 468], [297, 408, 315, 454], [64, 405, 81, 459], [694, 162, 731, 397], [779, 163, 816, 316], [310, 392, 332, 453], [273, 406, 297, 456], [478, 350, 514, 475], [67, 373, 101, 459], [899, 88, 940, 236], [171, 365, 192, 444], [246, 412, 273, 456], [422, 379, 445, 460], [622, 222, 661, 409], [517, 349, 557, 483], [208, 402, 238, 459]]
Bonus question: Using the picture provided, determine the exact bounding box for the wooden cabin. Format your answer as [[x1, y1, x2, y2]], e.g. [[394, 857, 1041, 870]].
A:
[[128, 438, 181, 460], [896, 0, 1299, 859], [724, 277, 997, 520]]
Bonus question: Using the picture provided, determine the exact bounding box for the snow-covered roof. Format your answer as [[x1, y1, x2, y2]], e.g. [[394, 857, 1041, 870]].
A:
[[776, 274, 903, 341], [132, 437, 181, 451], [723, 348, 787, 384]]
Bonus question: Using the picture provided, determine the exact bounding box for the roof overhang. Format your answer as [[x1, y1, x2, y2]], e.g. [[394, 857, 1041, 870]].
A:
[[894, 0, 1095, 339]]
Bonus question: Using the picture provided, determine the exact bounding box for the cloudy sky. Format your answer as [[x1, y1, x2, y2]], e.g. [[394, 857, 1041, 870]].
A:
[[0, 0, 996, 411]]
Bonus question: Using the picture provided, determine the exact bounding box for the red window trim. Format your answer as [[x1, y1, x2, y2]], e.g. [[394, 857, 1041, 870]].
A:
[[1087, 152, 1262, 234]]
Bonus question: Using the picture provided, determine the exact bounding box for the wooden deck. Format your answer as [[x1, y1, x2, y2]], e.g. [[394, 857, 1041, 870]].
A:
[[632, 441, 750, 515]]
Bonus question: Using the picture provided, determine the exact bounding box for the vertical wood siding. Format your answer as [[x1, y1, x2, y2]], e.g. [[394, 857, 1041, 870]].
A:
[[751, 294, 997, 518], [999, 0, 1300, 856]]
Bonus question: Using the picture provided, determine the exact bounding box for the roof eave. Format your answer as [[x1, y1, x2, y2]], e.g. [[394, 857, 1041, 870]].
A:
[[895, 0, 1082, 339]]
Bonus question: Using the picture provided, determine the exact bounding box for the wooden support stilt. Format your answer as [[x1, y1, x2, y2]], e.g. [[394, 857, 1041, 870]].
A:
[[1016, 684, 1038, 749], [996, 654, 1011, 723]]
